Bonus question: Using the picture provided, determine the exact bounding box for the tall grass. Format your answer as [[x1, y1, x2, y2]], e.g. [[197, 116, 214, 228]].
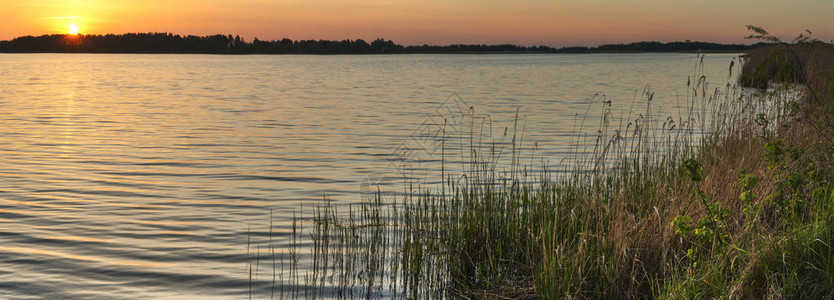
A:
[[250, 44, 834, 299]]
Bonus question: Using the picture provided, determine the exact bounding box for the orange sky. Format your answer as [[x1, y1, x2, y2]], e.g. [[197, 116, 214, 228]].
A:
[[2, 0, 832, 46]]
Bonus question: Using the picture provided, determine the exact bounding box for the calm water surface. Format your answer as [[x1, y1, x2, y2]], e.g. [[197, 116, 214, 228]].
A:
[[0, 53, 738, 298]]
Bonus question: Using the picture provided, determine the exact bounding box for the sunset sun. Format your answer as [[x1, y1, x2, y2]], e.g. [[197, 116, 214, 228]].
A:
[[68, 24, 79, 35]]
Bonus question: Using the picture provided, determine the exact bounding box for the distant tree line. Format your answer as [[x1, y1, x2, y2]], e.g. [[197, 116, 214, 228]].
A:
[[0, 33, 770, 54]]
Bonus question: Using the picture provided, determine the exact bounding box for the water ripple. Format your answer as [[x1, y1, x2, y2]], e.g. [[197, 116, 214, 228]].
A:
[[0, 53, 738, 298]]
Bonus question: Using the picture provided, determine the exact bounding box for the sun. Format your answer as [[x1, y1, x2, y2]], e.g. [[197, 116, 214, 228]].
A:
[[68, 24, 79, 35]]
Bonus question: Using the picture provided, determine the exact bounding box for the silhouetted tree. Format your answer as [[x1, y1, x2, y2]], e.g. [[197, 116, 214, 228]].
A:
[[0, 33, 767, 54]]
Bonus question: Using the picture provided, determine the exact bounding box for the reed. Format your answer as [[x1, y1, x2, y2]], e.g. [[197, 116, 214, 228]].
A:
[[249, 40, 834, 299]]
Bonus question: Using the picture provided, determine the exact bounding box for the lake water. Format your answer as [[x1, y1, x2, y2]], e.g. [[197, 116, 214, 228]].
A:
[[0, 53, 739, 299]]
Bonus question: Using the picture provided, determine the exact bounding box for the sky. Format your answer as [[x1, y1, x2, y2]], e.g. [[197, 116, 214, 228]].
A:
[[2, 0, 832, 47]]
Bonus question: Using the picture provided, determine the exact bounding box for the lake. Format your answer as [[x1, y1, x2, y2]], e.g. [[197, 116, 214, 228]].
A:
[[0, 53, 739, 298]]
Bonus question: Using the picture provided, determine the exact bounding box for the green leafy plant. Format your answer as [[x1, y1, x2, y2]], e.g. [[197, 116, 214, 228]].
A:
[[764, 139, 786, 169], [680, 158, 703, 183], [740, 171, 760, 226], [672, 159, 729, 259]]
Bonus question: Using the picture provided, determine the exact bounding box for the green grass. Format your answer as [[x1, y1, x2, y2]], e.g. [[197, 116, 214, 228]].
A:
[[253, 38, 834, 299]]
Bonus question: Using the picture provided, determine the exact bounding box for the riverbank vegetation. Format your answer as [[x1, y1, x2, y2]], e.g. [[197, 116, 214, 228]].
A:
[[249, 28, 834, 299]]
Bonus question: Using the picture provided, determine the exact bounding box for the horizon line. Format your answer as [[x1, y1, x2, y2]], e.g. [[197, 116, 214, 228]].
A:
[[0, 32, 771, 49]]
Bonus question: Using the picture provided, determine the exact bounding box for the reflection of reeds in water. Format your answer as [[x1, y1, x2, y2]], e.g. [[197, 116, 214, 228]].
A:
[[248, 51, 834, 298]]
